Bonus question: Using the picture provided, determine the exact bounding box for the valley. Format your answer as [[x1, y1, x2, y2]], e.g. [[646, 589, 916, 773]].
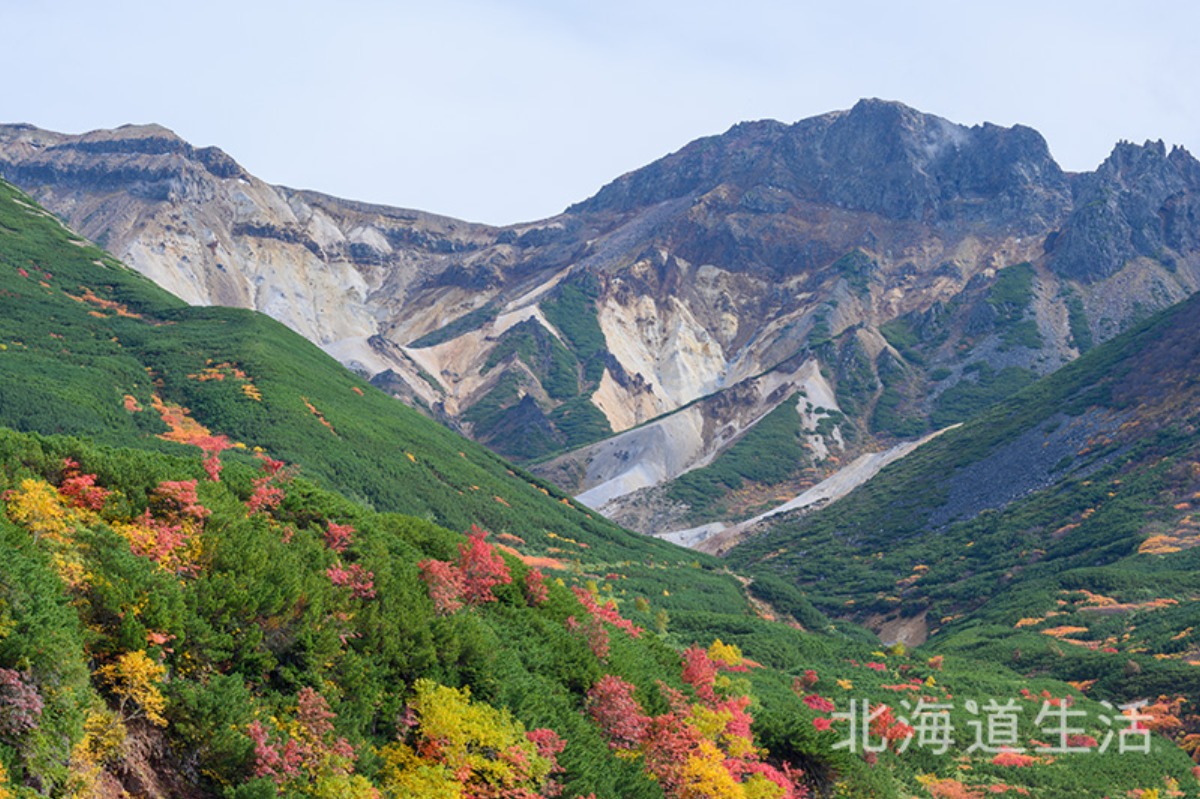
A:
[[5, 101, 1200, 535], [2, 97, 1200, 798]]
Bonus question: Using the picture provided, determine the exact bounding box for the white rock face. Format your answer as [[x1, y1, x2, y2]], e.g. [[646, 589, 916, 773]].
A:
[[591, 367, 664, 433], [597, 293, 727, 410], [658, 427, 953, 552], [557, 358, 841, 513]]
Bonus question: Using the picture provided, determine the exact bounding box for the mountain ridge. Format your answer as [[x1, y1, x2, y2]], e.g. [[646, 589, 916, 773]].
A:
[[4, 101, 1200, 534]]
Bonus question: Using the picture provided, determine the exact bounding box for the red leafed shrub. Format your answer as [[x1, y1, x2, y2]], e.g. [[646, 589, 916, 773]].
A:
[[324, 521, 355, 553], [417, 526, 512, 613], [248, 687, 357, 786], [803, 694, 835, 713], [201, 453, 222, 483], [457, 525, 512, 604], [327, 563, 376, 599], [297, 686, 335, 736], [640, 711, 704, 795], [793, 669, 819, 693], [681, 645, 719, 704], [991, 750, 1036, 767], [813, 717, 833, 731], [572, 586, 644, 638], [58, 458, 111, 511], [567, 615, 610, 661], [195, 435, 234, 482], [0, 668, 44, 737], [246, 454, 289, 515], [153, 480, 210, 520], [525, 567, 549, 606], [418, 559, 466, 615], [743, 761, 807, 799], [120, 479, 212, 575], [526, 725, 568, 785], [587, 675, 650, 750]]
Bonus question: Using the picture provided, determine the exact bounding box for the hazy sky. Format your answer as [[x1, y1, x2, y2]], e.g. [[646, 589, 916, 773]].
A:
[[4, 0, 1198, 224]]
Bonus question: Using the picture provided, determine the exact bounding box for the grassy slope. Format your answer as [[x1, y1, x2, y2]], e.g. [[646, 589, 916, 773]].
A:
[[0, 180, 1196, 798], [730, 293, 1200, 755], [0, 179, 687, 568]]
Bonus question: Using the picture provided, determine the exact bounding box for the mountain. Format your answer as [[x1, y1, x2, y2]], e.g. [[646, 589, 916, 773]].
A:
[[1, 162, 1198, 796], [725, 287, 1200, 756], [4, 102, 1200, 540]]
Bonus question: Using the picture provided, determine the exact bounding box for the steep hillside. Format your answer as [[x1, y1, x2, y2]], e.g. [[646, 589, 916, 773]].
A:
[[4, 102, 1200, 535], [2, 181, 1198, 799], [727, 290, 1200, 760], [0, 177, 663, 560]]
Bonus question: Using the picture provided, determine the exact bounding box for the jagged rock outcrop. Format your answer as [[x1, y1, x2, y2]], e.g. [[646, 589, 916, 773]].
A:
[[1052, 140, 1200, 281], [3, 101, 1200, 533]]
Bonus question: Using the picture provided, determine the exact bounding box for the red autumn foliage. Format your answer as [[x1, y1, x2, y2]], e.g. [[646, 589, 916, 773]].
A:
[[327, 563, 376, 599], [246, 454, 290, 515], [588, 655, 809, 799], [868, 704, 913, 749], [803, 694, 835, 713], [681, 645, 719, 704], [571, 586, 644, 638], [417, 526, 513, 614], [526, 727, 567, 760], [324, 521, 355, 553], [116, 478, 213, 575], [587, 674, 650, 751], [418, 559, 466, 615], [640, 712, 704, 795], [524, 567, 549, 606], [567, 615, 610, 660], [794, 669, 819, 691], [202, 453, 222, 483], [249, 688, 356, 785], [153, 480, 209, 520], [991, 750, 1036, 767], [57, 458, 111, 511], [0, 668, 44, 737], [457, 525, 512, 604]]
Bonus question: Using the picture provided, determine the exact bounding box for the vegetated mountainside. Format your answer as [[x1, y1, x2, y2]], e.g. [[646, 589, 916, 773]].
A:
[[727, 290, 1200, 763], [3, 101, 1200, 537], [1, 182, 1197, 799]]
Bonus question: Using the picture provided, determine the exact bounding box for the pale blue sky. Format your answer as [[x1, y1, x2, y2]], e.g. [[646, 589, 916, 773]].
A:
[[4, 0, 1197, 224]]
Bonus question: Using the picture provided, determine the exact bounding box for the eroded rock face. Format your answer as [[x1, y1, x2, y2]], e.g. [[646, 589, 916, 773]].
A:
[[3, 102, 1200, 531], [1052, 141, 1200, 282]]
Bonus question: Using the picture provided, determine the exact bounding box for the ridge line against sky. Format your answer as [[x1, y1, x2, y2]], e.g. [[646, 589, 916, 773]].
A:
[[3, 0, 1198, 225]]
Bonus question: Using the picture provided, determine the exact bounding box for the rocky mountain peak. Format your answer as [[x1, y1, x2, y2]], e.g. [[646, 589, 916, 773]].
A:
[[0, 122, 248, 196], [573, 99, 1069, 232], [1050, 138, 1200, 282]]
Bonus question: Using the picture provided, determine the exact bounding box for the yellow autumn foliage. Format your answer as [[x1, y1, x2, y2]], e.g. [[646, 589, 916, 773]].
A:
[[96, 650, 168, 726], [5, 478, 89, 587], [377, 743, 461, 799], [678, 739, 745, 799], [707, 638, 745, 668], [67, 705, 127, 799], [378, 679, 553, 798]]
